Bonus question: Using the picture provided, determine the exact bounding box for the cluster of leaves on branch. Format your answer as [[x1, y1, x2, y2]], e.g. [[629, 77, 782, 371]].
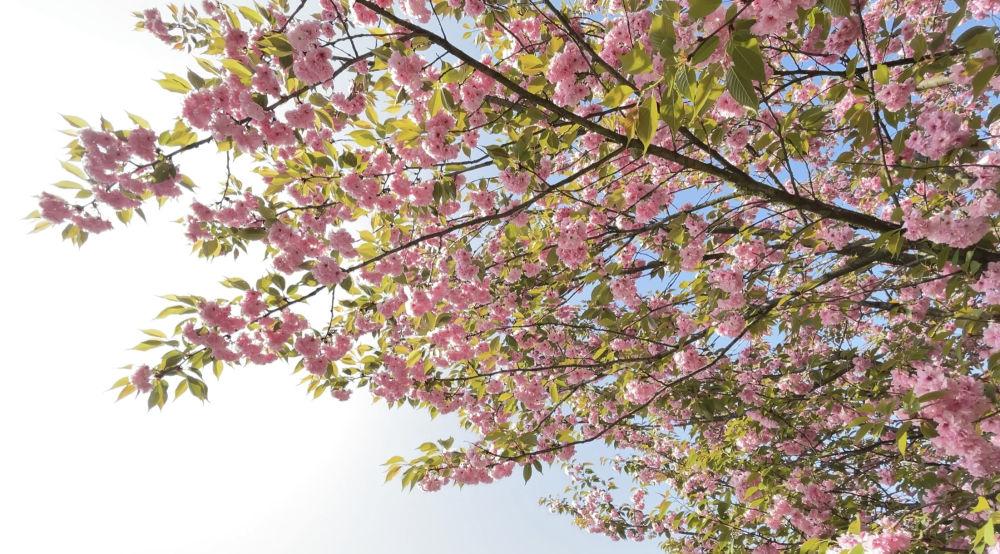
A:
[[29, 0, 1000, 551]]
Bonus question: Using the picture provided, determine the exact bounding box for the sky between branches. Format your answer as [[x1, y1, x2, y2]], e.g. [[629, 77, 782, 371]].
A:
[[0, 1, 663, 552]]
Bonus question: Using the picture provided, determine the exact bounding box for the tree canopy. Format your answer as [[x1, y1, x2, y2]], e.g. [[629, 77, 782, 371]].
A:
[[29, 0, 1000, 551]]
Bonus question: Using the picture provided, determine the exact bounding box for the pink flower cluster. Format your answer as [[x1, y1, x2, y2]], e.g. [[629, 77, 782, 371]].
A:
[[143, 9, 172, 44], [388, 51, 425, 93], [902, 204, 990, 248], [610, 278, 642, 309], [423, 110, 459, 162], [751, 0, 816, 36], [399, 0, 432, 23], [331, 92, 366, 115], [716, 91, 746, 119], [679, 243, 706, 271], [895, 361, 1000, 476], [875, 81, 914, 112], [973, 262, 1000, 305], [546, 43, 591, 107], [460, 70, 495, 111], [905, 107, 971, 160], [499, 169, 531, 195], [709, 267, 743, 293], [834, 526, 912, 554], [131, 365, 154, 393]]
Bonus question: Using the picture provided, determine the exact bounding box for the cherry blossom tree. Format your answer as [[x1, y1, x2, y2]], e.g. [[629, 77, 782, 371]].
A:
[[28, 0, 1000, 551]]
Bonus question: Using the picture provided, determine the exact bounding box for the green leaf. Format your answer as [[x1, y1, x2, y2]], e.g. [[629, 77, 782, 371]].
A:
[[523, 463, 533, 483], [221, 277, 251, 291], [148, 380, 167, 411], [147, 385, 160, 411], [155, 305, 196, 319], [874, 64, 890, 85], [823, 0, 851, 16], [725, 66, 758, 108], [53, 181, 83, 190], [973, 496, 991, 513], [349, 130, 377, 147], [156, 73, 192, 94], [591, 283, 613, 305], [956, 25, 992, 51], [187, 377, 209, 402], [142, 329, 168, 339], [238, 5, 264, 25], [385, 465, 402, 483], [601, 85, 635, 108], [517, 54, 544, 76], [116, 384, 136, 402], [109, 377, 131, 390], [133, 339, 163, 351], [728, 42, 766, 83], [688, 0, 721, 20], [689, 36, 719, 66], [800, 538, 821, 554], [428, 88, 445, 115], [636, 96, 658, 154], [649, 14, 676, 59], [221, 59, 253, 80], [973, 61, 1000, 99], [174, 379, 189, 400], [674, 68, 695, 100], [619, 46, 653, 75], [848, 515, 862, 535], [61, 115, 89, 128], [897, 421, 911, 456], [127, 112, 151, 129], [60, 161, 88, 181]]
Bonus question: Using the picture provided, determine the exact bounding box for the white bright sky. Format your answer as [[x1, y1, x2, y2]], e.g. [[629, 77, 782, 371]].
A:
[[0, 1, 662, 552]]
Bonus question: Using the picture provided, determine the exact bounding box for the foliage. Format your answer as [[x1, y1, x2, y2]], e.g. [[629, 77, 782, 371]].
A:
[[29, 0, 1000, 551]]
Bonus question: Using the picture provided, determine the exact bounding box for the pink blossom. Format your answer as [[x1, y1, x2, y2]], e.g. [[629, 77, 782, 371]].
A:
[[131, 365, 154, 393], [313, 256, 346, 285], [875, 81, 915, 112], [387, 52, 425, 92], [715, 91, 746, 119], [143, 9, 172, 44], [285, 102, 316, 129]]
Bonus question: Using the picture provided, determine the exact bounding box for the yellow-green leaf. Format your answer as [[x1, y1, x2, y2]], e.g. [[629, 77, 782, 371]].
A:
[[619, 46, 653, 75], [601, 85, 635, 108], [428, 88, 445, 115], [349, 130, 378, 147], [725, 66, 758, 108], [61, 115, 89, 128], [848, 515, 862, 535], [116, 383, 136, 402], [518, 54, 544, 76], [973, 496, 991, 513], [127, 112, 151, 129], [156, 73, 192, 94], [238, 5, 264, 25], [688, 0, 721, 20], [61, 161, 88, 180], [874, 64, 890, 85], [636, 96, 658, 154], [221, 59, 253, 80]]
